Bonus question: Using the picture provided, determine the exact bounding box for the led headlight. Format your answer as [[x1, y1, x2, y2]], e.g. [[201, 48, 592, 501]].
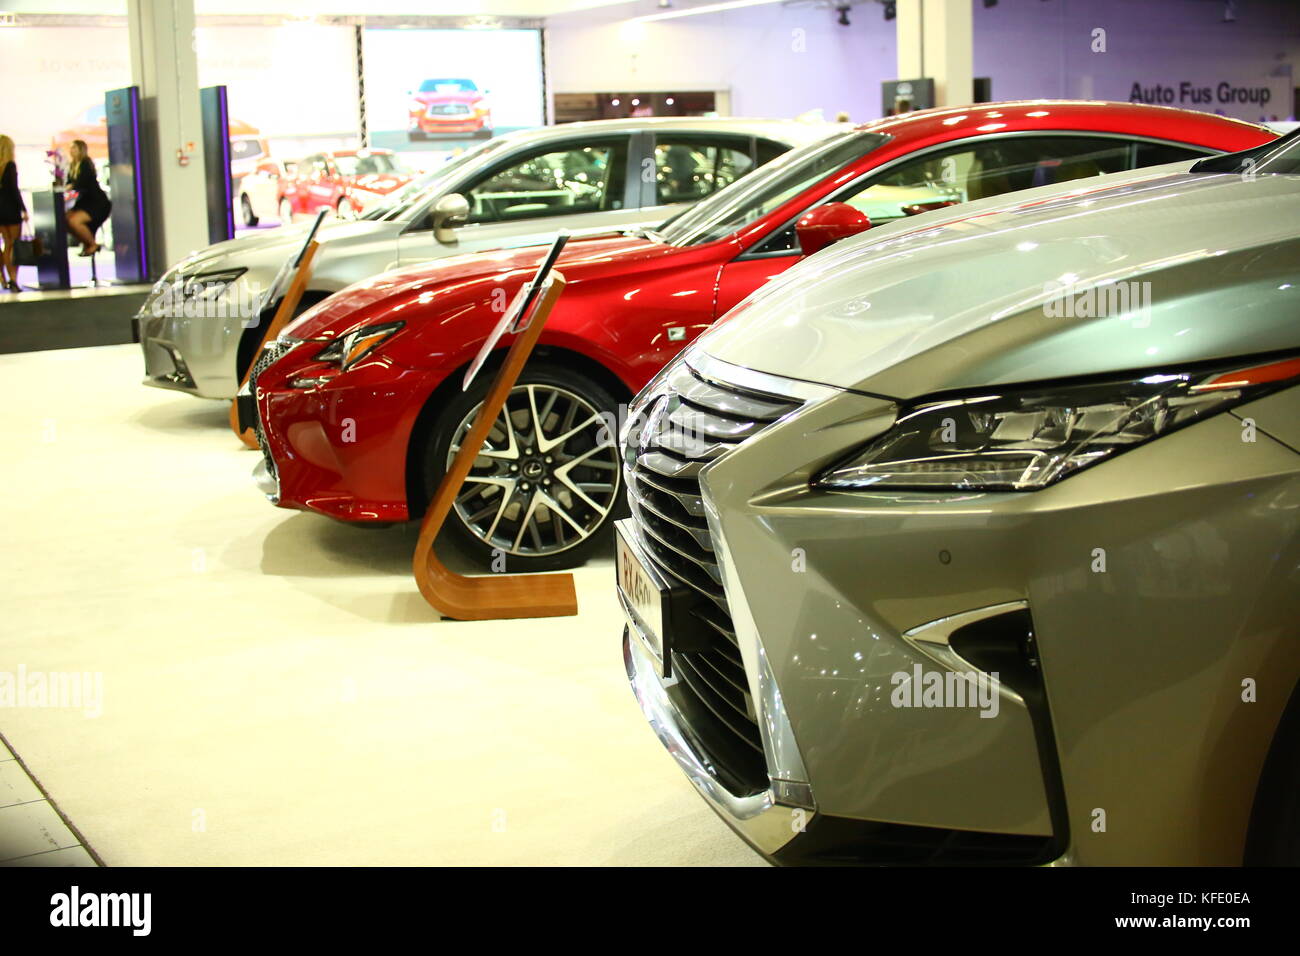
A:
[[315, 321, 404, 371], [817, 355, 1300, 492], [182, 268, 246, 303]]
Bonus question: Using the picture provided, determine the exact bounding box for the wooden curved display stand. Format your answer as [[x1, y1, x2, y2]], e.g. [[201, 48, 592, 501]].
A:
[[228, 240, 321, 448], [412, 271, 578, 621]]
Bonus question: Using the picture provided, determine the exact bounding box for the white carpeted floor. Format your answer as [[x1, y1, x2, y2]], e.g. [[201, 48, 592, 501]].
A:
[[0, 344, 765, 866]]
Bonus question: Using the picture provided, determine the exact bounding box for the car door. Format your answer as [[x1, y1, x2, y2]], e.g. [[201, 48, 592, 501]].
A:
[[395, 134, 641, 267], [714, 133, 1185, 317]]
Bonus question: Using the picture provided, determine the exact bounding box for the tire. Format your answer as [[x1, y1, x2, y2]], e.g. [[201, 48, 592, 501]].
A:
[[240, 193, 258, 227], [416, 364, 626, 572], [408, 130, 427, 142], [278, 198, 293, 225], [336, 198, 354, 220]]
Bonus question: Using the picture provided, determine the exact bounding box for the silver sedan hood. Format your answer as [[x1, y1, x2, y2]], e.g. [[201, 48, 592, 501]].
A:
[[167, 219, 400, 277], [695, 167, 1300, 398]]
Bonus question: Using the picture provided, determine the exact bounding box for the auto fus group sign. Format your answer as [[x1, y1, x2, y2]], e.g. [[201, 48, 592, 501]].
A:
[[1129, 79, 1276, 112]]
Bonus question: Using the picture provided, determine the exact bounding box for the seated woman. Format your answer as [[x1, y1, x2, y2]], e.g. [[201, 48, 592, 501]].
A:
[[66, 139, 111, 257]]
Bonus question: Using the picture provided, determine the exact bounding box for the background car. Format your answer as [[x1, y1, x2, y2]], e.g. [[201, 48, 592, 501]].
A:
[[277, 148, 413, 222], [249, 101, 1274, 571], [617, 132, 1300, 866], [409, 78, 491, 139], [139, 117, 841, 400], [238, 158, 294, 227]]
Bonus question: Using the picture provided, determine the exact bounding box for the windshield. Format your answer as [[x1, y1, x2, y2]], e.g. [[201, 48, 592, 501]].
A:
[[419, 78, 477, 94], [335, 152, 402, 177], [358, 136, 511, 221], [656, 130, 888, 246]]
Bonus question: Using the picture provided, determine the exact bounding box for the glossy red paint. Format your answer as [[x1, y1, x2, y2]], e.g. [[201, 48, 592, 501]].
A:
[[256, 101, 1277, 524], [278, 149, 413, 218]]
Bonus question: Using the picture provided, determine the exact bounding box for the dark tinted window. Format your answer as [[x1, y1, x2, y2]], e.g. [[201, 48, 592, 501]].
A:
[[654, 137, 756, 204]]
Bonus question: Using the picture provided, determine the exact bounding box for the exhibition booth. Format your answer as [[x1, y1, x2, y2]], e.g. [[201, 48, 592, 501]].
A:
[[1, 0, 1299, 893]]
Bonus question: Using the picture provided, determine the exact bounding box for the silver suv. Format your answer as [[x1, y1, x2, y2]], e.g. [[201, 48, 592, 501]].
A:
[[137, 118, 841, 400], [617, 135, 1300, 865]]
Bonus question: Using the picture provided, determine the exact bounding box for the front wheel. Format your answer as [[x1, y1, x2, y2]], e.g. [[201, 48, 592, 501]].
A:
[[240, 193, 258, 226], [278, 198, 294, 225], [417, 367, 625, 572]]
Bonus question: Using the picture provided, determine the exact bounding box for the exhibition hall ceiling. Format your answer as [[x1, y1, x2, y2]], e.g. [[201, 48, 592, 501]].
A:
[[0, 0, 646, 16]]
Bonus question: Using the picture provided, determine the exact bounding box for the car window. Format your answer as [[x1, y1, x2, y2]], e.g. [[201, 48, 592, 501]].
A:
[[462, 139, 628, 224], [653, 137, 756, 204], [754, 135, 1135, 256], [656, 131, 887, 247], [1133, 141, 1212, 166]]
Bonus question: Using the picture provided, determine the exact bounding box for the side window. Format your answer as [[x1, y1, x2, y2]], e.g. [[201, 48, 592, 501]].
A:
[[841, 136, 1131, 225], [751, 136, 1134, 257], [463, 139, 628, 225], [1133, 141, 1211, 167], [755, 138, 790, 166], [653, 137, 756, 205]]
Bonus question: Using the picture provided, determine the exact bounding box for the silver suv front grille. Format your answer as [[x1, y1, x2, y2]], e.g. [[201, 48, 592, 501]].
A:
[[623, 357, 803, 795]]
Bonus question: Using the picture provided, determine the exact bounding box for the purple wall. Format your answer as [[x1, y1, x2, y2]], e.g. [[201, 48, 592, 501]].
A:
[[973, 0, 1300, 122]]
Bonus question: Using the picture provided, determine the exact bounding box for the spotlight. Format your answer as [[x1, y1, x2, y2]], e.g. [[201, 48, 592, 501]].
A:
[[983, 0, 998, 7], [1223, 0, 1236, 22], [882, 1, 895, 21], [657, 0, 672, 8], [837, 4, 850, 26]]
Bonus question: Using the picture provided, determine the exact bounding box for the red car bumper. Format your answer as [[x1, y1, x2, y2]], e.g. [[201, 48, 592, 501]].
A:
[[255, 343, 448, 523], [411, 113, 487, 135]]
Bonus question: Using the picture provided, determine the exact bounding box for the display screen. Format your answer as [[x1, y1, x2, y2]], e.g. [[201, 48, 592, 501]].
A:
[[361, 27, 545, 162]]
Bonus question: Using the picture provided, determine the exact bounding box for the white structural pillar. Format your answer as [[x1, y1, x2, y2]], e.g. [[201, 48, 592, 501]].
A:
[[127, 0, 209, 277], [896, 0, 974, 108]]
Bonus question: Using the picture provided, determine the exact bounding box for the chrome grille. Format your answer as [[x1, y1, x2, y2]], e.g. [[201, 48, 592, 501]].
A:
[[623, 358, 803, 795]]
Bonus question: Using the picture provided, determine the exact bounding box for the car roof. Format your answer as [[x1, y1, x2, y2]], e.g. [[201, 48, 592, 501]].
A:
[[502, 116, 847, 149], [855, 99, 1272, 146]]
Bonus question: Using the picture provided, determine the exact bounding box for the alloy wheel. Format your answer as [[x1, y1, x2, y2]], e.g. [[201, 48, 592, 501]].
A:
[[446, 383, 620, 558]]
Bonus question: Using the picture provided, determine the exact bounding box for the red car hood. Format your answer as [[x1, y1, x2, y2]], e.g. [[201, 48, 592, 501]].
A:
[[348, 172, 411, 195], [285, 234, 663, 342]]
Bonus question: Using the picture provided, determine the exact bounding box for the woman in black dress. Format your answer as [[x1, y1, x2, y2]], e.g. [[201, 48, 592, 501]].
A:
[[0, 134, 26, 292], [66, 139, 111, 257]]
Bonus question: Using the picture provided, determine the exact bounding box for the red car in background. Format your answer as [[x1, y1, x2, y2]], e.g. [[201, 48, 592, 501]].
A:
[[277, 148, 412, 221], [408, 78, 491, 139], [253, 101, 1275, 570]]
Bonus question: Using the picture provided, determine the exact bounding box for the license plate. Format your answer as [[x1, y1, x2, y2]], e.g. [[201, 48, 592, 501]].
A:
[[615, 519, 671, 678]]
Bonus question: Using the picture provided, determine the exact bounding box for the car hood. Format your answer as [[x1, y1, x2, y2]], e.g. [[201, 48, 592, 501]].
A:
[[349, 173, 411, 195], [694, 167, 1300, 399], [283, 233, 661, 341], [168, 219, 397, 277]]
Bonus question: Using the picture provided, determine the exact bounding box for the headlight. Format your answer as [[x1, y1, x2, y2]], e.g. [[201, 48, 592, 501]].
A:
[[182, 268, 246, 302], [315, 321, 404, 371], [816, 355, 1300, 492]]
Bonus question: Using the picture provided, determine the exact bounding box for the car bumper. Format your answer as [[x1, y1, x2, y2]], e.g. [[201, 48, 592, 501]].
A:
[[413, 115, 486, 134], [253, 342, 442, 523], [622, 354, 1300, 865], [137, 277, 271, 400]]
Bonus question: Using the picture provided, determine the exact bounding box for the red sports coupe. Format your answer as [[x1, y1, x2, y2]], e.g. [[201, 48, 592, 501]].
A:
[[253, 101, 1275, 570], [408, 78, 491, 139], [277, 148, 412, 221]]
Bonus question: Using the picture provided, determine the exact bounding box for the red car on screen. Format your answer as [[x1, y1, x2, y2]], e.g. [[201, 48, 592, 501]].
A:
[[408, 78, 491, 139], [252, 101, 1274, 570], [277, 148, 412, 221]]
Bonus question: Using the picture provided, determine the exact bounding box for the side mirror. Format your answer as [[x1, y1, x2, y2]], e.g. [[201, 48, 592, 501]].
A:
[[431, 192, 470, 244], [795, 202, 871, 257]]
